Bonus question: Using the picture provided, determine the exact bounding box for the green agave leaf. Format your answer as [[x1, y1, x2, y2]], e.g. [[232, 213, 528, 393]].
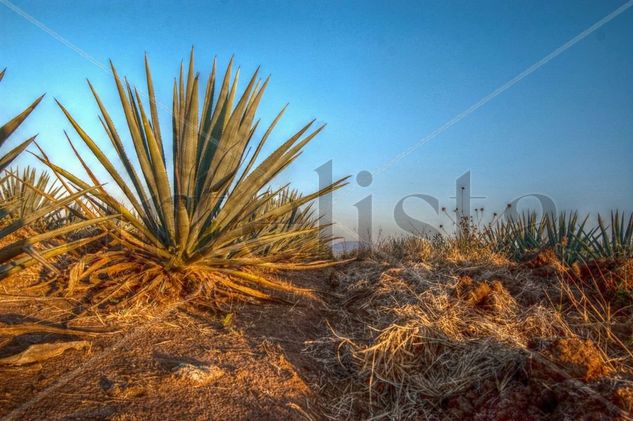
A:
[[0, 95, 44, 147]]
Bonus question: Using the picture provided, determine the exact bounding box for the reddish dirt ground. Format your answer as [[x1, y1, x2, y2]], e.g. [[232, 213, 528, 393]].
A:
[[0, 271, 332, 420], [0, 259, 631, 420]]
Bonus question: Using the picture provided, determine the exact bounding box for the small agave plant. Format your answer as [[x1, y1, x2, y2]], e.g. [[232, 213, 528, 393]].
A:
[[41, 51, 347, 306], [485, 211, 546, 259], [0, 166, 63, 225], [593, 211, 633, 259], [250, 187, 332, 260], [486, 211, 598, 264], [542, 211, 594, 264]]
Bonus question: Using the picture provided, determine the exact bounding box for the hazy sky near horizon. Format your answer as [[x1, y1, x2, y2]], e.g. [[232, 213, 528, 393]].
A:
[[1, 0, 632, 239]]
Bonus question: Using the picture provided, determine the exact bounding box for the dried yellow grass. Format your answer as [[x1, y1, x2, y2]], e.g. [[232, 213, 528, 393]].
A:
[[312, 243, 627, 419]]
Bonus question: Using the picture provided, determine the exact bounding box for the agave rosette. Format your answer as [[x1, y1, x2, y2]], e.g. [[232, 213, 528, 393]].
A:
[[0, 166, 64, 225], [41, 51, 347, 305], [593, 211, 633, 259]]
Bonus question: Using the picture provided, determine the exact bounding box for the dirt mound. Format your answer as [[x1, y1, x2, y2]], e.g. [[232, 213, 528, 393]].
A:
[[530, 338, 611, 382], [455, 275, 515, 313], [445, 379, 555, 420], [569, 258, 632, 290], [522, 249, 568, 277], [469, 378, 630, 420], [316, 260, 633, 419], [445, 339, 625, 420]]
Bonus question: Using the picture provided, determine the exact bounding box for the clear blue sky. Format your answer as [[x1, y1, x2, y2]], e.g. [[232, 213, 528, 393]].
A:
[[1, 0, 632, 239]]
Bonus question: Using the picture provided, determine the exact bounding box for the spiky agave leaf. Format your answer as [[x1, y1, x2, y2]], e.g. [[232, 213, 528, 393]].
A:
[[45, 51, 348, 306], [0, 178, 113, 277], [0, 69, 44, 172]]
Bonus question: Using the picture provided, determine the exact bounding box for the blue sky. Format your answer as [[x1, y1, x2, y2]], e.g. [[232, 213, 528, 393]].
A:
[[1, 0, 632, 239]]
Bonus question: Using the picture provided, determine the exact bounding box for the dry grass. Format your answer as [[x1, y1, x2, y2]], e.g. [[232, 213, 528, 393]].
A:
[[311, 237, 633, 419], [355, 234, 510, 268], [556, 271, 633, 371]]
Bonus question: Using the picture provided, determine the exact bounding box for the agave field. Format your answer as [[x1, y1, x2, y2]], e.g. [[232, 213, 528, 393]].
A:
[[0, 54, 631, 419]]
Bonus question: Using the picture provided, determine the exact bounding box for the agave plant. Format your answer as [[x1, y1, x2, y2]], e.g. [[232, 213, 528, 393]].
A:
[[0, 70, 113, 277], [249, 187, 331, 260], [486, 211, 594, 264], [592, 211, 633, 259], [41, 51, 347, 305], [486, 211, 546, 259], [542, 211, 594, 264], [0, 166, 63, 226]]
